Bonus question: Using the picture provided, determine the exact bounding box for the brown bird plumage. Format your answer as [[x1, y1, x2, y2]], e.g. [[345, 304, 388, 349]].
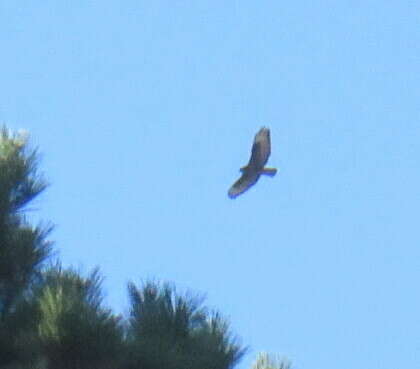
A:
[[228, 127, 277, 199]]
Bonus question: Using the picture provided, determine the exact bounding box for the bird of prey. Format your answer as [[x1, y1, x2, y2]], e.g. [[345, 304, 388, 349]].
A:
[[228, 127, 277, 199]]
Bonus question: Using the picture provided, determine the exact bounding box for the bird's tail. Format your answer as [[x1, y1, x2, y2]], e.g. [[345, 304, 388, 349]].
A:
[[261, 167, 277, 176]]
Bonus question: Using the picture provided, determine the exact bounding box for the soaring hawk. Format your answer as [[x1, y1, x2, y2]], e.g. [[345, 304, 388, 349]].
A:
[[228, 127, 277, 198]]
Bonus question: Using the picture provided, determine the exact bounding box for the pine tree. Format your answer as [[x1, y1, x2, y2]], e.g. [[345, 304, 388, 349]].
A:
[[36, 265, 124, 369], [0, 128, 52, 367], [124, 281, 246, 369]]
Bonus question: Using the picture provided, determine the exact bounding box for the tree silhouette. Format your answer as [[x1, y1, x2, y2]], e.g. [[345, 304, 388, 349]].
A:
[[124, 281, 246, 369], [36, 265, 124, 369], [0, 128, 52, 367]]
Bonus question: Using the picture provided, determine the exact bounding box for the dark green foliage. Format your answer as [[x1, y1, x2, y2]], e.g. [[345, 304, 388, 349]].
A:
[[36, 266, 124, 369], [0, 128, 52, 367], [188, 312, 247, 369], [0, 128, 47, 222], [124, 281, 246, 369], [0, 128, 51, 318]]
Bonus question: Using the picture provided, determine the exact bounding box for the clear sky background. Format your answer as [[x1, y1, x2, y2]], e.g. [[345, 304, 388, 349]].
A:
[[1, 2, 420, 368]]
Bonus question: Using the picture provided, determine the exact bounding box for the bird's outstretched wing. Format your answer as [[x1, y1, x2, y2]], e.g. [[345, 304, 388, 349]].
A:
[[248, 127, 271, 169], [228, 171, 260, 199]]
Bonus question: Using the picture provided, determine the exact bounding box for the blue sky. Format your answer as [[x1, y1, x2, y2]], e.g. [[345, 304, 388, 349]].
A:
[[1, 1, 420, 368]]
